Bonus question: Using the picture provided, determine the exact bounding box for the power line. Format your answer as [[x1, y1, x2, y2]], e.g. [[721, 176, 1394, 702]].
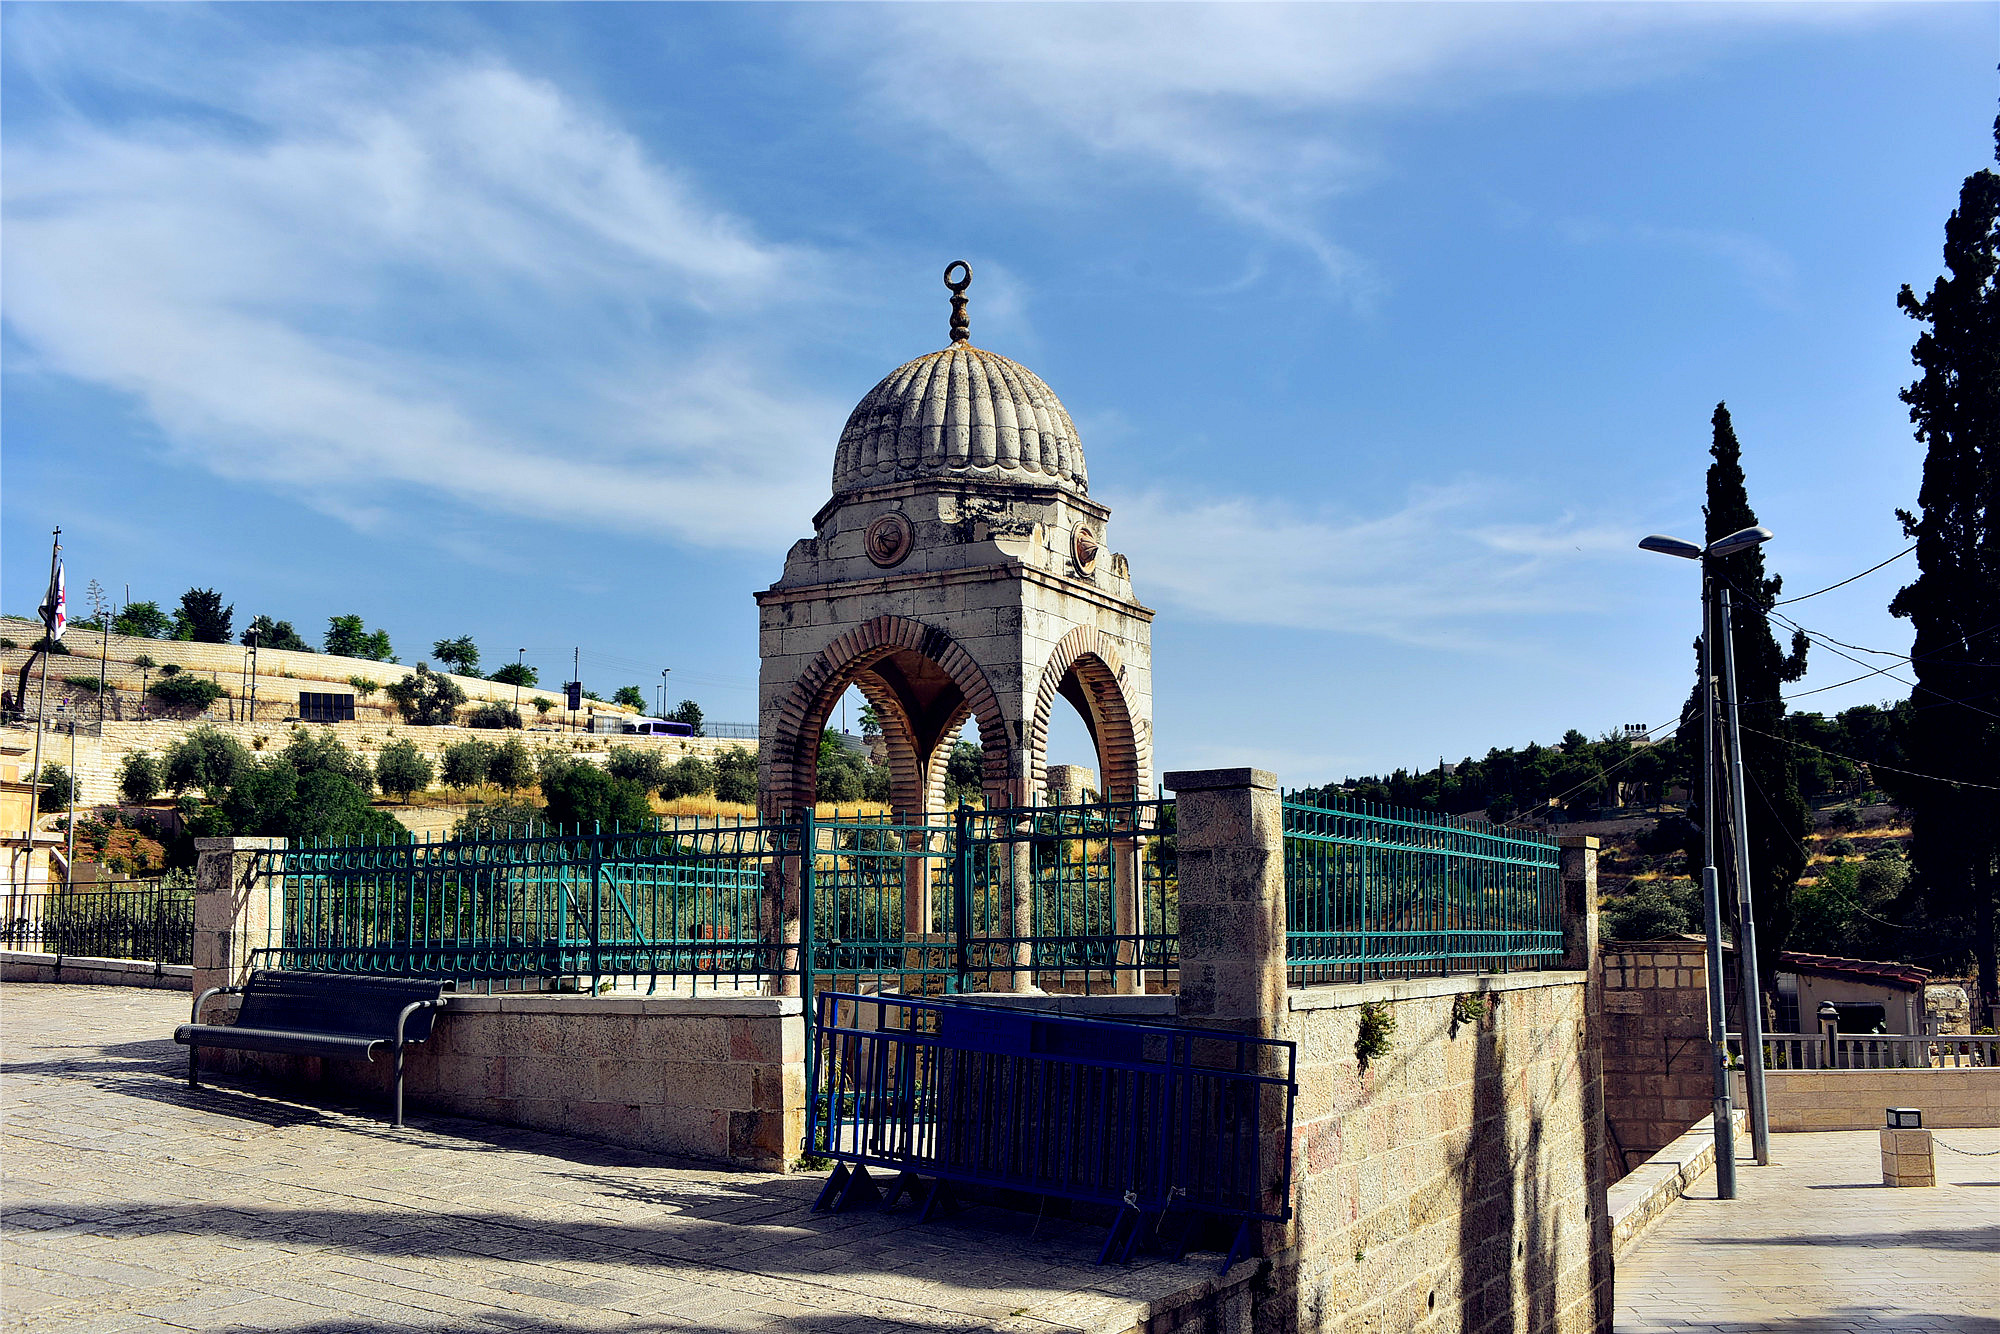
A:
[[1740, 724, 2000, 793], [1773, 545, 1914, 606]]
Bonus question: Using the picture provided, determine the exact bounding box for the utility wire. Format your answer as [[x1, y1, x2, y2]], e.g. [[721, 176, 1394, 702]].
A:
[[1740, 724, 2000, 793], [1772, 545, 1914, 605]]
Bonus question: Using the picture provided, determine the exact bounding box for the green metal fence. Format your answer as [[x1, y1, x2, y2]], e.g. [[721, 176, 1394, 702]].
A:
[[264, 818, 784, 991], [1282, 792, 1562, 984], [261, 802, 1176, 999]]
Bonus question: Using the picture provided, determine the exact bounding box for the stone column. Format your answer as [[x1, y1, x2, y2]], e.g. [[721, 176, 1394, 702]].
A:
[[192, 836, 286, 1004], [1112, 835, 1142, 994], [1166, 768, 1286, 1039], [1560, 834, 1614, 1334]]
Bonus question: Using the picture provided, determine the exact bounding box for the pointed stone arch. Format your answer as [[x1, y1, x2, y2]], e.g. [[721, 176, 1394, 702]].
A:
[[762, 614, 1013, 819], [1028, 625, 1150, 802]]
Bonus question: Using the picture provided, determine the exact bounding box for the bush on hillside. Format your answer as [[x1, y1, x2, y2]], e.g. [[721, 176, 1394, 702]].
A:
[[164, 727, 253, 801], [280, 728, 373, 793], [119, 751, 164, 805], [540, 763, 653, 831], [440, 740, 493, 792], [33, 762, 76, 812], [465, 702, 520, 729], [148, 675, 227, 712], [374, 739, 434, 803], [713, 747, 757, 806], [384, 665, 466, 726], [661, 756, 715, 800], [486, 736, 533, 793]]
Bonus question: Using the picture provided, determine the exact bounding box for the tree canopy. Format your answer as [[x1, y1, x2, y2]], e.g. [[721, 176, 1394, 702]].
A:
[[1889, 118, 2000, 1005], [173, 588, 234, 643]]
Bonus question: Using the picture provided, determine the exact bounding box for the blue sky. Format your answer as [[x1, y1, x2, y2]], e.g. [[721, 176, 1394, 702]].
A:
[[3, 2, 1993, 784]]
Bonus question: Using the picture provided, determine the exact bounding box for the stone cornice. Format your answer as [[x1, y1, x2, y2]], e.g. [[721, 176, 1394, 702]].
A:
[[756, 560, 1154, 622]]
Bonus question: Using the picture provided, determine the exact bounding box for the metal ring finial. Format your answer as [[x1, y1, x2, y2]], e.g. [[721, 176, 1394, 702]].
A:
[[944, 260, 972, 342]]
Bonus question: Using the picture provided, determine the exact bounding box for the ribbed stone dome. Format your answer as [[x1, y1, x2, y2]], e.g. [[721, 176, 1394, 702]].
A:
[[831, 344, 1087, 497]]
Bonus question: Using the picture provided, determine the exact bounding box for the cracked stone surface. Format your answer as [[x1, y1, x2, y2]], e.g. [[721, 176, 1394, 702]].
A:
[[1614, 1124, 2000, 1332], [1, 984, 1242, 1333]]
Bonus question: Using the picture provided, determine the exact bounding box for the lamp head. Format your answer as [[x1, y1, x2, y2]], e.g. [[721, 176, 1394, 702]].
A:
[[1639, 534, 1704, 560], [1706, 525, 1774, 559]]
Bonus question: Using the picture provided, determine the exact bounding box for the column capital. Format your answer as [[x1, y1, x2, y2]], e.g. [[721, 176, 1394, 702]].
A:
[[1163, 768, 1278, 794]]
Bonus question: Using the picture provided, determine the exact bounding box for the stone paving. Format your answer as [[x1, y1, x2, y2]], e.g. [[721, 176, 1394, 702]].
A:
[[1615, 1124, 2000, 1333], [0, 985, 1242, 1334]]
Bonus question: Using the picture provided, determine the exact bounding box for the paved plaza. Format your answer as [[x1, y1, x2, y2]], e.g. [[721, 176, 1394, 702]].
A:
[[1615, 1125, 2000, 1333], [0, 985, 1240, 1334]]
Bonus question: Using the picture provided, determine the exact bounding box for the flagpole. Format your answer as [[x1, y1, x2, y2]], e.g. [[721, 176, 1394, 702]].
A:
[[29, 529, 59, 862]]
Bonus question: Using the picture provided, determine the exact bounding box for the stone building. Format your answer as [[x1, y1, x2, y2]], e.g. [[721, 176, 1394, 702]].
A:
[[756, 263, 1154, 818]]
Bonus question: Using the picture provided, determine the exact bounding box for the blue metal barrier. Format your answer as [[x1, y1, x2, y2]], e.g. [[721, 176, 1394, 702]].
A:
[[806, 992, 1296, 1271]]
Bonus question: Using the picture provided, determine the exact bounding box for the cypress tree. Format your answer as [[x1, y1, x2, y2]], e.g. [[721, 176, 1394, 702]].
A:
[[1703, 403, 1811, 989], [1889, 118, 2000, 1014]]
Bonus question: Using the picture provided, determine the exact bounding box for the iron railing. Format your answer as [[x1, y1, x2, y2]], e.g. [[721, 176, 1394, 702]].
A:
[[264, 820, 785, 991], [1282, 791, 1562, 985], [1731, 1031, 1999, 1070], [806, 992, 1294, 1268], [0, 882, 195, 963]]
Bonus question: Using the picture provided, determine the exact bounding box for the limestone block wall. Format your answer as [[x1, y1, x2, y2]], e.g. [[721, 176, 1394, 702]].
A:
[[196, 992, 805, 1171], [5, 717, 756, 809], [1, 616, 572, 726], [1282, 972, 1605, 1334], [1736, 1068, 2000, 1131], [1600, 940, 1713, 1176]]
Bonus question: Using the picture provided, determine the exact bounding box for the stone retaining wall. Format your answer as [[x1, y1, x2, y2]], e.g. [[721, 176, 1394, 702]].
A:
[[196, 992, 804, 1172], [1738, 1067, 2000, 1131], [1284, 972, 1603, 1334], [6, 716, 756, 808], [0, 950, 191, 990], [1606, 1111, 1745, 1259]]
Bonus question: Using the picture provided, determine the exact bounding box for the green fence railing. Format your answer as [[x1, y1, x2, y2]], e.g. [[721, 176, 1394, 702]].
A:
[[1282, 792, 1562, 984]]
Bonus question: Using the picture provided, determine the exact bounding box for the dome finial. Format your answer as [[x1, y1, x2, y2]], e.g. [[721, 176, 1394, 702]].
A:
[[944, 260, 972, 343]]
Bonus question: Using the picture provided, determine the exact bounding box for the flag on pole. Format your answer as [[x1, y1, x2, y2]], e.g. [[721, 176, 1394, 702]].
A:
[[38, 550, 65, 641]]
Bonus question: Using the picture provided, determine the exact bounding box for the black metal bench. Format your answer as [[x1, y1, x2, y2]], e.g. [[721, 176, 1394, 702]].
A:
[[176, 970, 453, 1126]]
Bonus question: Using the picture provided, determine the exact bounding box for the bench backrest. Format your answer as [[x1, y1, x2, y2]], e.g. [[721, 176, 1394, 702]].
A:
[[238, 970, 452, 1042]]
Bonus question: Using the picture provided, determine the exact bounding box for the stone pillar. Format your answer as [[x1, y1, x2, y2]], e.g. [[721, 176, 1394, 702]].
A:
[[1112, 835, 1142, 994], [1166, 768, 1286, 1039], [1561, 834, 1615, 1334], [192, 836, 285, 1003], [1165, 767, 1290, 1270]]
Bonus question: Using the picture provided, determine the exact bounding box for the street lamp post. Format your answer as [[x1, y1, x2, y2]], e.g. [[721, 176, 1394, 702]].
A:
[[515, 649, 525, 716], [661, 668, 671, 720], [1639, 523, 1776, 1196]]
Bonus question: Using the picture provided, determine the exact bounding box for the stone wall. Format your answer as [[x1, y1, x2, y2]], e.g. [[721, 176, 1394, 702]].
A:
[[1737, 1068, 2000, 1131], [1283, 973, 1605, 1334], [1, 950, 191, 990], [1600, 940, 1714, 1177], [5, 716, 756, 809], [196, 992, 805, 1171]]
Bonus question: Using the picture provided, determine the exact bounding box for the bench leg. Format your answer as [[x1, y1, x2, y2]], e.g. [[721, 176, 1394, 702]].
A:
[[187, 1044, 198, 1089], [393, 1044, 405, 1128]]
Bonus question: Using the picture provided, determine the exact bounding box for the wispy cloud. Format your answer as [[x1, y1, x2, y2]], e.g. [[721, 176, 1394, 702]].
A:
[[806, 4, 1863, 289], [3, 36, 839, 551], [1108, 481, 1634, 648]]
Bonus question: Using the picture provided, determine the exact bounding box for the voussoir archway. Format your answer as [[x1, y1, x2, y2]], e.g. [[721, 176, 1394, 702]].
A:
[[1028, 625, 1151, 802], [762, 614, 1013, 819]]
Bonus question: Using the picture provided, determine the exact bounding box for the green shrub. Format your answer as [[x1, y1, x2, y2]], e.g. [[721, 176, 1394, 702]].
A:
[[1356, 1002, 1395, 1067], [33, 763, 76, 812], [1601, 878, 1700, 941], [384, 665, 466, 725], [540, 763, 652, 830], [1824, 837, 1857, 859], [147, 674, 226, 711], [440, 740, 494, 791], [164, 726, 252, 800], [63, 675, 104, 693], [486, 736, 533, 792], [280, 728, 373, 793], [1828, 805, 1862, 831], [119, 751, 164, 805], [607, 747, 669, 793], [714, 747, 757, 805], [662, 755, 715, 800], [465, 702, 520, 729], [374, 739, 433, 802]]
